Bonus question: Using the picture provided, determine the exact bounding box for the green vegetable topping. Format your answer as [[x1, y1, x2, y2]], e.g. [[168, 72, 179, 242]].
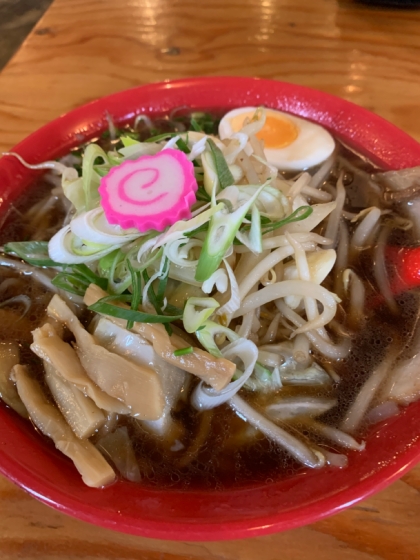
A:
[[173, 346, 194, 357]]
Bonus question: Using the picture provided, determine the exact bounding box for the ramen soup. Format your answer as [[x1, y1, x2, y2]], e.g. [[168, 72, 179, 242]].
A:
[[1, 107, 420, 490]]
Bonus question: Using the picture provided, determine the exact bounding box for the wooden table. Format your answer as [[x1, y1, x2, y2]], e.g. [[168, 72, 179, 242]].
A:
[[1, 0, 420, 558]]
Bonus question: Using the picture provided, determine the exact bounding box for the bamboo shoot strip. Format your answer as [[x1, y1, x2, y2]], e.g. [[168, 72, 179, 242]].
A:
[[84, 284, 236, 391], [47, 295, 165, 420], [12, 365, 115, 488]]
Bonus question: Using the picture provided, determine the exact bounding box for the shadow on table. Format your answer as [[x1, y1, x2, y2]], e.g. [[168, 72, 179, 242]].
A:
[[0, 0, 53, 71]]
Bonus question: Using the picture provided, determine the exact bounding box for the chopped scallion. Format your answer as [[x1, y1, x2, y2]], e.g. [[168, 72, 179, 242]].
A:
[[173, 346, 194, 357], [190, 117, 202, 132], [142, 261, 174, 335], [4, 241, 59, 267], [156, 256, 170, 306], [176, 137, 191, 154], [207, 139, 234, 190], [51, 273, 89, 296], [145, 132, 179, 143], [71, 264, 108, 289], [88, 297, 182, 324], [260, 206, 313, 233], [126, 260, 142, 329]]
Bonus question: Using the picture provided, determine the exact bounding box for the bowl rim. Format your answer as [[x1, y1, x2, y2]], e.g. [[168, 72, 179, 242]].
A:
[[1, 76, 420, 541]]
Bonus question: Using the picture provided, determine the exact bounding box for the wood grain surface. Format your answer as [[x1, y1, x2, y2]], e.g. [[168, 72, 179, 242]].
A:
[[1, 0, 420, 153], [1, 0, 420, 558]]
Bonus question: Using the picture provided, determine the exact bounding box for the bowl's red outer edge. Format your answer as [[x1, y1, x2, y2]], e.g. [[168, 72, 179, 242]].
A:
[[0, 77, 420, 541]]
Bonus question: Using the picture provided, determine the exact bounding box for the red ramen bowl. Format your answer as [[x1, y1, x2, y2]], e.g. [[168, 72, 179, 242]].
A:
[[0, 77, 420, 541]]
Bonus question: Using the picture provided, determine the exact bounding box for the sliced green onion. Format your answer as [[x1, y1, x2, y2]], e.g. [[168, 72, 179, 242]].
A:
[[259, 206, 313, 234], [207, 138, 234, 190], [195, 181, 269, 282], [190, 112, 218, 134], [217, 198, 234, 213], [51, 264, 108, 296], [176, 137, 191, 154], [142, 268, 163, 315], [148, 203, 224, 252], [51, 273, 89, 296], [126, 260, 142, 329], [196, 320, 239, 357], [165, 303, 183, 315], [70, 237, 111, 257], [99, 249, 132, 295], [184, 222, 209, 238], [120, 136, 140, 148], [243, 362, 284, 392], [107, 152, 124, 166], [135, 246, 163, 273], [89, 297, 182, 324], [156, 256, 170, 306], [98, 249, 120, 276], [173, 346, 194, 356], [235, 203, 262, 253], [142, 262, 173, 334], [4, 241, 60, 267], [145, 132, 179, 143], [195, 187, 211, 203], [82, 144, 110, 210], [254, 362, 272, 382], [190, 117, 202, 132], [62, 177, 85, 212], [72, 264, 108, 289], [90, 294, 133, 304], [202, 150, 219, 196], [94, 166, 111, 178], [183, 297, 220, 334]]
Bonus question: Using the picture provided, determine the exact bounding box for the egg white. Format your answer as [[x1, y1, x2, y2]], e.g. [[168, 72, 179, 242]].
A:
[[218, 107, 335, 172]]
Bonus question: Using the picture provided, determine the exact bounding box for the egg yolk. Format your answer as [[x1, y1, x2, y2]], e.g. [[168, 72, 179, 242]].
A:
[[229, 111, 298, 149]]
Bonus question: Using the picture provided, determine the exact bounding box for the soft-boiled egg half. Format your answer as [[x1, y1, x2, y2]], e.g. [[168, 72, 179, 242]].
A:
[[218, 107, 335, 171]]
